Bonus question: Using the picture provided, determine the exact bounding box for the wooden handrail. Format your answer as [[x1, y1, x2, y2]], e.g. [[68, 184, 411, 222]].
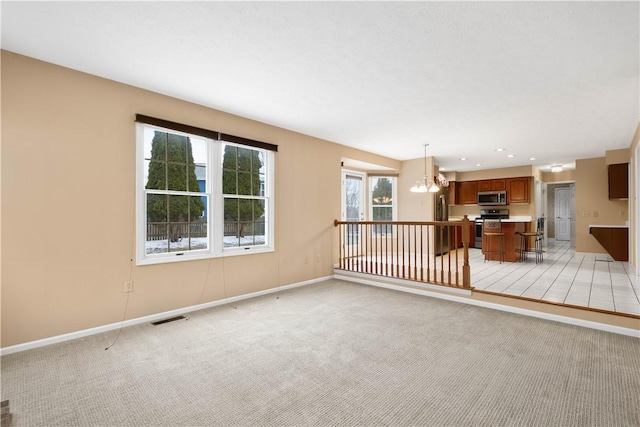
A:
[[334, 216, 472, 289]]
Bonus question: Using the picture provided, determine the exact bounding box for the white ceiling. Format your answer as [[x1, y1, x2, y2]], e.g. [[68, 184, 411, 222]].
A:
[[2, 1, 638, 172]]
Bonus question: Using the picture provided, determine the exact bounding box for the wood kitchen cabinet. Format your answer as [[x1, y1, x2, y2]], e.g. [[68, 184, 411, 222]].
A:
[[608, 163, 628, 200], [506, 177, 530, 204], [478, 179, 506, 192], [448, 181, 458, 205], [458, 181, 478, 205], [452, 222, 475, 249]]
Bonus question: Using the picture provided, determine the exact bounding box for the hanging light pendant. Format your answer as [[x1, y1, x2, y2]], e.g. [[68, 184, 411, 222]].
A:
[[410, 144, 440, 193]]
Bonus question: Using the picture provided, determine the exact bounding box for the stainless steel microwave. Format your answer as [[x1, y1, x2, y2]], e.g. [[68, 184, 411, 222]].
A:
[[477, 191, 507, 206]]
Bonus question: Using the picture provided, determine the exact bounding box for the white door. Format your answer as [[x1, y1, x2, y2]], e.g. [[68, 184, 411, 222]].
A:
[[342, 171, 365, 244], [555, 187, 571, 241]]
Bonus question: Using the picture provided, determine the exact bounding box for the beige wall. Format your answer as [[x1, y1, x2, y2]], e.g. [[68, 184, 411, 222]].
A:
[[1, 51, 401, 347], [605, 148, 630, 165], [541, 170, 576, 183], [444, 165, 534, 182], [629, 124, 639, 272], [398, 156, 436, 221], [574, 157, 628, 253]]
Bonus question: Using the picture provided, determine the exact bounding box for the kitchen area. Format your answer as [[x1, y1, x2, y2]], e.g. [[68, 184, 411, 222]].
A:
[[443, 173, 537, 262]]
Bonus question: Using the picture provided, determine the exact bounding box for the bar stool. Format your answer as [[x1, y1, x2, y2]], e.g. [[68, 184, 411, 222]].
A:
[[517, 218, 544, 263], [483, 218, 504, 263]]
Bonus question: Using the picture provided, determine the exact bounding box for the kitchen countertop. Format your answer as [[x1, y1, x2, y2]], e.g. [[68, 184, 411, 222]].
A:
[[589, 224, 628, 228], [449, 216, 532, 222]]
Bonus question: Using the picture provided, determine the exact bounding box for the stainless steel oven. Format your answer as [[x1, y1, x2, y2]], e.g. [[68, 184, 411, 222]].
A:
[[474, 219, 483, 249], [476, 209, 510, 249]]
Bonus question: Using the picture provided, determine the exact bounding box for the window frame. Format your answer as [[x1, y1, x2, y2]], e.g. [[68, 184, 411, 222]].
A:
[[369, 175, 397, 223], [136, 123, 275, 266]]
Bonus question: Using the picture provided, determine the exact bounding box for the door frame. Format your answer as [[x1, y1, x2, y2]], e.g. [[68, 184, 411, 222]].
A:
[[555, 187, 571, 241], [341, 170, 366, 222]]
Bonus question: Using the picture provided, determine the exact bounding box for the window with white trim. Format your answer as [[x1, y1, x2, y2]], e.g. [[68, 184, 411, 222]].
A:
[[370, 176, 396, 235], [136, 118, 275, 265]]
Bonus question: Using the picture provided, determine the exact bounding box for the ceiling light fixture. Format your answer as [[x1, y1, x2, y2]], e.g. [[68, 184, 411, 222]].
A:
[[410, 144, 440, 193], [495, 148, 505, 152], [507, 154, 516, 158], [550, 164, 563, 173]]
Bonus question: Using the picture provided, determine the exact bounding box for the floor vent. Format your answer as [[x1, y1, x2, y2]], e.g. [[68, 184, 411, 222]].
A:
[[151, 315, 186, 325]]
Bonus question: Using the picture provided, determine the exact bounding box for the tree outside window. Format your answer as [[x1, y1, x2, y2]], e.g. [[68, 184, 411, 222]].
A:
[[371, 177, 395, 235], [145, 131, 207, 253], [222, 144, 266, 247]]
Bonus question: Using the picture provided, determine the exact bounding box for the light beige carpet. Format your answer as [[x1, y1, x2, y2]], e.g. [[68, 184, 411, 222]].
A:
[[1, 279, 639, 426]]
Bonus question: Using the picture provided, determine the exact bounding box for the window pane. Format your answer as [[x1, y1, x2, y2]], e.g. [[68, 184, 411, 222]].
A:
[[372, 206, 393, 221], [237, 147, 252, 172], [222, 169, 237, 194], [146, 160, 166, 190], [222, 144, 263, 196], [193, 164, 206, 193], [147, 194, 168, 222], [167, 133, 187, 163], [237, 171, 252, 195], [146, 223, 168, 254], [167, 163, 187, 191], [223, 198, 265, 247], [372, 177, 393, 206]]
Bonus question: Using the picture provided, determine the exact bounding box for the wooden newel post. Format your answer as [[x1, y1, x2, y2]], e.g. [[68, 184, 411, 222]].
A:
[[461, 215, 472, 289]]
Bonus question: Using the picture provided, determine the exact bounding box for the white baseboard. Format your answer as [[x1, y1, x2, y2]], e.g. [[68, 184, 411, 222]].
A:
[[336, 273, 640, 338], [0, 276, 332, 356]]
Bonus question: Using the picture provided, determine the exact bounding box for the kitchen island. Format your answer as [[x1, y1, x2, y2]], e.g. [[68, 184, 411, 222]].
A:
[[482, 218, 532, 262]]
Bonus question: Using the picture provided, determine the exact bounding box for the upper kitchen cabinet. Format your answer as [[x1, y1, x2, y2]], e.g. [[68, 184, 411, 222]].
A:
[[448, 181, 458, 205], [608, 163, 628, 200], [506, 177, 530, 204], [478, 179, 506, 192], [458, 181, 478, 205]]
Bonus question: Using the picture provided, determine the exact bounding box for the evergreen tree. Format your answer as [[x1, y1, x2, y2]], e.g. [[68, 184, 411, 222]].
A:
[[222, 145, 264, 238], [146, 131, 205, 242], [371, 177, 393, 220]]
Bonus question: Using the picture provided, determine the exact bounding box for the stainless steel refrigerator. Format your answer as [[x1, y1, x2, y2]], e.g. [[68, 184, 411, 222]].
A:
[[434, 187, 449, 256]]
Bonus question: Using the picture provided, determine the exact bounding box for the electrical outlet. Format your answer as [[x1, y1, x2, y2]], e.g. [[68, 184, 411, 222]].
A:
[[124, 281, 133, 293], [583, 211, 590, 217], [304, 256, 308, 264], [315, 255, 321, 263], [593, 211, 598, 217]]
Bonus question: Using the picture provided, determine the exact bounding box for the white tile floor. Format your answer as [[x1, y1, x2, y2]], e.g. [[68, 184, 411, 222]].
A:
[[470, 239, 640, 316]]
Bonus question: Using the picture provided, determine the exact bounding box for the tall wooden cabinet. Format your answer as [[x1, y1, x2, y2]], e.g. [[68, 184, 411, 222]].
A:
[[458, 181, 478, 205], [608, 163, 628, 200], [506, 177, 530, 204]]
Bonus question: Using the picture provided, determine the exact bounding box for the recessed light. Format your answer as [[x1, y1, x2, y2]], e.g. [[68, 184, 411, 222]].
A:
[[475, 163, 481, 167], [529, 157, 536, 161], [551, 164, 563, 173], [460, 157, 467, 161], [495, 148, 505, 152], [507, 154, 516, 158]]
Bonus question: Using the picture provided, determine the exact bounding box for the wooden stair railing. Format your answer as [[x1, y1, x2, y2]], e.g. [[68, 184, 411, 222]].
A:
[[334, 215, 472, 289]]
